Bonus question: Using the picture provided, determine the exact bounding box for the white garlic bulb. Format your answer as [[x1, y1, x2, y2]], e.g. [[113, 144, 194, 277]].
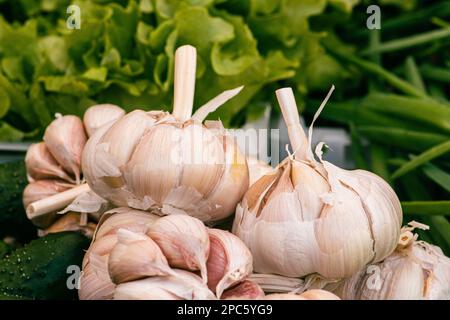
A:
[[206, 229, 253, 298], [83, 104, 125, 137], [331, 222, 450, 300], [147, 214, 210, 282], [114, 269, 216, 300], [108, 229, 174, 284], [233, 87, 402, 279], [82, 46, 248, 223], [43, 114, 87, 184]]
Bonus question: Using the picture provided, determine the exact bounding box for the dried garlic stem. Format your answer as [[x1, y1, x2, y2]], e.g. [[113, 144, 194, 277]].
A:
[[26, 183, 91, 219], [275, 88, 308, 161], [172, 45, 197, 122]]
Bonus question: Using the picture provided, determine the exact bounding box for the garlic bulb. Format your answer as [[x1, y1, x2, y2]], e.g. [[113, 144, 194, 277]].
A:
[[233, 87, 402, 279], [108, 229, 174, 284], [114, 269, 216, 300], [207, 229, 253, 298], [331, 222, 450, 300], [147, 214, 209, 281], [83, 104, 125, 137], [43, 114, 87, 184], [82, 45, 248, 223], [221, 280, 265, 300], [25, 143, 74, 183], [23, 179, 72, 208], [265, 290, 340, 300]]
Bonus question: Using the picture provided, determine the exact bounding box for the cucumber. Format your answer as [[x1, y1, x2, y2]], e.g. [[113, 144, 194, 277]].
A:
[[0, 241, 10, 259], [0, 160, 37, 241], [0, 232, 89, 300]]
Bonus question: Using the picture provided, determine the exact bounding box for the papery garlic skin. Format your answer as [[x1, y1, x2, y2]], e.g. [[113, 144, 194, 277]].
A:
[[147, 214, 209, 281], [82, 110, 249, 223], [206, 229, 253, 298], [43, 212, 96, 238], [25, 143, 74, 183], [108, 229, 173, 284], [332, 240, 450, 300], [246, 156, 273, 186], [114, 269, 216, 300], [233, 87, 402, 280], [44, 115, 87, 184], [83, 104, 125, 137]]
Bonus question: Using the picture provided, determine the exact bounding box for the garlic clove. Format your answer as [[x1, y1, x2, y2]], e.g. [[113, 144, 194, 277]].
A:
[[221, 280, 265, 300], [25, 142, 75, 183], [114, 269, 216, 300], [206, 229, 253, 298], [147, 214, 210, 282], [264, 290, 340, 300], [83, 104, 125, 137], [247, 156, 273, 186], [95, 207, 159, 239], [79, 234, 117, 300], [23, 179, 73, 208], [42, 212, 97, 238], [108, 229, 174, 284], [43, 115, 87, 184]]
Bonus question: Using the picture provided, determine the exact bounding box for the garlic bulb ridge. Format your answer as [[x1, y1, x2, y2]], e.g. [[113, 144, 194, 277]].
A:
[[233, 86, 402, 279]]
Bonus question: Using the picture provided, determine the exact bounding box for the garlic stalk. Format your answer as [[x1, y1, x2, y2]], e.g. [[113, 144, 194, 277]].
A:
[[25, 142, 74, 183], [114, 269, 216, 300], [108, 229, 174, 284], [23, 179, 73, 208], [233, 86, 402, 279], [82, 45, 249, 223], [43, 114, 87, 184], [147, 214, 210, 282], [221, 280, 265, 300], [206, 229, 253, 298], [331, 222, 450, 300], [83, 104, 125, 137]]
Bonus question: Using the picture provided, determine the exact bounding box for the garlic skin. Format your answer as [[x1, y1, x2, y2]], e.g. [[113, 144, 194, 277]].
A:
[[332, 228, 450, 300], [233, 87, 402, 279], [265, 290, 340, 300], [79, 234, 117, 300], [247, 156, 273, 186], [25, 143, 74, 183], [23, 179, 72, 208], [83, 104, 126, 137], [221, 280, 265, 300], [206, 229, 253, 298], [147, 214, 210, 282], [82, 111, 248, 223], [42, 212, 97, 238], [44, 115, 87, 184], [114, 269, 216, 300], [108, 229, 174, 284]]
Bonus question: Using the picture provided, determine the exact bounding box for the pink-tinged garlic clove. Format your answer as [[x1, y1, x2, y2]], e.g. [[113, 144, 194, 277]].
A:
[[83, 104, 126, 137], [221, 280, 265, 300], [108, 229, 174, 284], [147, 214, 210, 282], [206, 229, 253, 298], [25, 142, 74, 183], [43, 114, 87, 184]]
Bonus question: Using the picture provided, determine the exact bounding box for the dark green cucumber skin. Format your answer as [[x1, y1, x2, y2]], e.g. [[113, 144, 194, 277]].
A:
[[0, 232, 89, 300], [0, 241, 10, 259], [0, 160, 37, 241]]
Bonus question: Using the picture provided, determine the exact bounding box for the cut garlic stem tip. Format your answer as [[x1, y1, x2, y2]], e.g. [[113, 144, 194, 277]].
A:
[[275, 87, 308, 160], [26, 183, 91, 219], [172, 45, 197, 122]]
